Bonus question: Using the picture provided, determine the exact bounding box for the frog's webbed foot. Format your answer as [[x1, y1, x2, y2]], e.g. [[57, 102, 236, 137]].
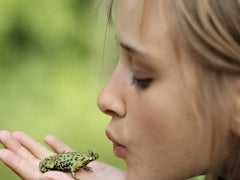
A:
[[83, 165, 92, 172]]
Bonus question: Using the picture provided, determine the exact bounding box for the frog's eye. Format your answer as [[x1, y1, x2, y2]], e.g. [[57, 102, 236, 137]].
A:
[[87, 150, 94, 156], [94, 153, 99, 159]]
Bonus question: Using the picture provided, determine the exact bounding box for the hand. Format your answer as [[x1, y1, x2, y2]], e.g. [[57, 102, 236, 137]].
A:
[[0, 130, 126, 180]]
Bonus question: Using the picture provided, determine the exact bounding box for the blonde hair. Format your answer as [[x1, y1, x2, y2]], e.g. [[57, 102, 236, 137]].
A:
[[175, 0, 240, 73], [173, 0, 240, 179]]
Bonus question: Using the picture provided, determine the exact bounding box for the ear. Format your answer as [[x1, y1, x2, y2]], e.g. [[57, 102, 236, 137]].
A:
[[229, 75, 240, 137]]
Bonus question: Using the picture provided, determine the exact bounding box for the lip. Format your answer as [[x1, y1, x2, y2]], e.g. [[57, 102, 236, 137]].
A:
[[105, 130, 127, 159]]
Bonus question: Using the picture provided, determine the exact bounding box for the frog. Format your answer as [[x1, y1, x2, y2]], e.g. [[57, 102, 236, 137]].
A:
[[39, 150, 99, 180]]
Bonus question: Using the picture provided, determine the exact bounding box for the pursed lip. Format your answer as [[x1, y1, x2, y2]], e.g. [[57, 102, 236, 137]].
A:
[[105, 130, 127, 159]]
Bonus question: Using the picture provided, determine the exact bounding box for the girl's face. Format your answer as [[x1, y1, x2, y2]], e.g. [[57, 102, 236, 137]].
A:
[[98, 1, 215, 179]]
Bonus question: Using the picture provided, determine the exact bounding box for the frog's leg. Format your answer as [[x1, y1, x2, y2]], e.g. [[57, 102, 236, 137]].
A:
[[70, 169, 79, 180], [71, 161, 83, 179], [39, 166, 49, 173], [83, 165, 92, 172]]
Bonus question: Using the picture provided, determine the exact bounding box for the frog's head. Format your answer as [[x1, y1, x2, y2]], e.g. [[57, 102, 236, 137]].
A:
[[86, 150, 99, 161]]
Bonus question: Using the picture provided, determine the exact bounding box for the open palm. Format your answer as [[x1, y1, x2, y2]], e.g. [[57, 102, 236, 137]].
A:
[[0, 131, 125, 180]]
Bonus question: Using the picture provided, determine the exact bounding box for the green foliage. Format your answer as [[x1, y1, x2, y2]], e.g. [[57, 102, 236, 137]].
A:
[[0, 0, 96, 66]]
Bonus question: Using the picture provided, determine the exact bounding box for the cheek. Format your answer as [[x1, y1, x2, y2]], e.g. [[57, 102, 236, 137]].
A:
[[123, 95, 212, 179], [125, 92, 194, 146], [126, 88, 211, 153]]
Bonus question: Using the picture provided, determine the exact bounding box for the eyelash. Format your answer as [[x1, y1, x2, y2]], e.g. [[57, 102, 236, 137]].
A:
[[132, 76, 153, 89]]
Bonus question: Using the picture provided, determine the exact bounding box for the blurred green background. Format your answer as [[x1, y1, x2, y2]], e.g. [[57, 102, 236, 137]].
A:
[[0, 0, 121, 179], [0, 0, 204, 179]]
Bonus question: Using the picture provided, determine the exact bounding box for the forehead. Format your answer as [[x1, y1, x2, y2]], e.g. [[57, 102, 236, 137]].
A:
[[116, 0, 172, 51]]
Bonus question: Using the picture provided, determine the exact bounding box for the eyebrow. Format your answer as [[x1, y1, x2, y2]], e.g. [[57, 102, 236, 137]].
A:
[[119, 41, 150, 59], [119, 42, 138, 53], [115, 33, 156, 61]]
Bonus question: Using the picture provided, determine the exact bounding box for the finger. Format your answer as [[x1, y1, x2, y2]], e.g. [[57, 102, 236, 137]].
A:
[[0, 130, 22, 151], [0, 130, 37, 162], [45, 135, 72, 153], [0, 149, 41, 180], [12, 131, 54, 160]]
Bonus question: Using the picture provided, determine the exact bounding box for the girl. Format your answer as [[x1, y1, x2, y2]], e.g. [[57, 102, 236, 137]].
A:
[[0, 0, 240, 179]]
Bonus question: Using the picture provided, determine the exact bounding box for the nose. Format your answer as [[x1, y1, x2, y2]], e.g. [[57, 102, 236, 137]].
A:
[[97, 66, 126, 118]]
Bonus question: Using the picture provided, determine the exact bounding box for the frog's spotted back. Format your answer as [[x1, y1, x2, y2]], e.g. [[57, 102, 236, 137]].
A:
[[39, 150, 99, 180]]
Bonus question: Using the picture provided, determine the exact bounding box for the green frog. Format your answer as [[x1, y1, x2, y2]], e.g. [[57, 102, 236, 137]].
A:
[[39, 150, 99, 180]]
